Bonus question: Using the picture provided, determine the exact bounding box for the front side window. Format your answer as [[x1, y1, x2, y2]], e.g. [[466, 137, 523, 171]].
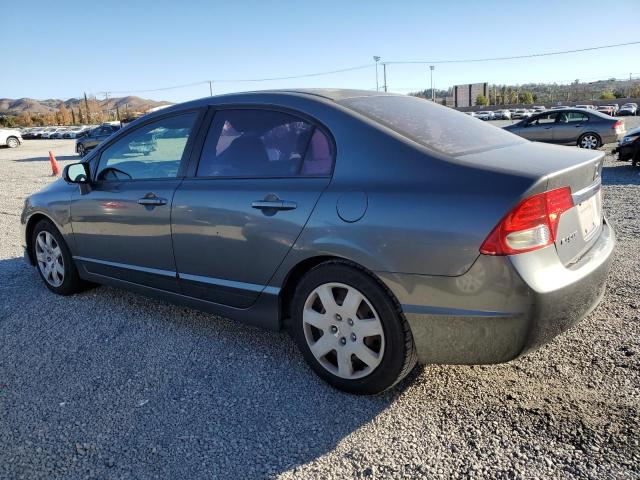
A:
[[96, 112, 197, 181], [197, 109, 333, 177], [528, 113, 558, 126]]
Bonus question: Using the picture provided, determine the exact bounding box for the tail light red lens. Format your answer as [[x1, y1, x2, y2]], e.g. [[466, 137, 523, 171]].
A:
[[480, 187, 574, 255], [612, 120, 623, 130]]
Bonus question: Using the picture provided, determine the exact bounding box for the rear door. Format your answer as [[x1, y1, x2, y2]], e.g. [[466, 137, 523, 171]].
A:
[[171, 108, 334, 308], [519, 112, 558, 142], [553, 111, 589, 144]]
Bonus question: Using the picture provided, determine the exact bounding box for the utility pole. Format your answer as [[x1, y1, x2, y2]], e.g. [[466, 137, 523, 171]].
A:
[[373, 56, 381, 91], [84, 92, 90, 123], [383, 63, 387, 92], [208, 81, 213, 96], [429, 66, 435, 101]]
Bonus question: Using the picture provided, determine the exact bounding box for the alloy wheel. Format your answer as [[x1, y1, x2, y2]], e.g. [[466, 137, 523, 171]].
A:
[[302, 282, 385, 380], [7, 137, 18, 148], [580, 134, 598, 149], [35, 231, 65, 287]]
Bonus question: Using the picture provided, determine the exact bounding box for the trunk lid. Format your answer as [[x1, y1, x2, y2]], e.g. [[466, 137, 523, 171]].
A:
[[457, 141, 604, 265]]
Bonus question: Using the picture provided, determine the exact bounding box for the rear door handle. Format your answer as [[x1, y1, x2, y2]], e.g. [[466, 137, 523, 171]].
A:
[[138, 196, 168, 206], [251, 200, 297, 211]]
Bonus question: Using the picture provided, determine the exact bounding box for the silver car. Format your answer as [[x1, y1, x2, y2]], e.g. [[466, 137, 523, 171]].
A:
[[504, 108, 626, 149], [21, 90, 615, 394]]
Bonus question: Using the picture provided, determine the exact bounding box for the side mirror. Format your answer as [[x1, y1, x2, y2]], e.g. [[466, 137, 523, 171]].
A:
[[63, 162, 91, 184]]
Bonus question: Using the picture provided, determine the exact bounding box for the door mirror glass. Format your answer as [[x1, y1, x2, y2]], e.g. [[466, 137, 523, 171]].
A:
[[64, 162, 90, 183]]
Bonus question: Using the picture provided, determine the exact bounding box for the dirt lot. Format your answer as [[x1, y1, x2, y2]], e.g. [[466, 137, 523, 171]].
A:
[[0, 124, 639, 479]]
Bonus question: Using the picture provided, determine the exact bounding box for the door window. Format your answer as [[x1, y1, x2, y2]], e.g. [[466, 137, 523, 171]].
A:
[[528, 113, 558, 126], [196, 109, 333, 177], [558, 112, 588, 124], [96, 113, 197, 181]]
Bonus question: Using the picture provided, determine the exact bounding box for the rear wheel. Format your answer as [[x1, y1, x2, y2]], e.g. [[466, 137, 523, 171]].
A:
[[6, 136, 19, 148], [291, 261, 417, 394], [578, 133, 601, 149], [32, 220, 85, 295], [77, 143, 85, 156]]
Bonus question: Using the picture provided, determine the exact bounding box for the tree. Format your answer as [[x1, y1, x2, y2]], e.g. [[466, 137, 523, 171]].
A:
[[519, 91, 534, 104], [56, 104, 71, 125], [475, 94, 489, 106], [600, 91, 616, 100]]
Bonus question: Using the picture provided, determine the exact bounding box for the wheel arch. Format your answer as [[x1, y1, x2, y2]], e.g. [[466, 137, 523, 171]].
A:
[[25, 212, 62, 265], [278, 255, 403, 331]]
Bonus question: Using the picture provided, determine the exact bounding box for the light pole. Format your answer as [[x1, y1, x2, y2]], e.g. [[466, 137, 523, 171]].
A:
[[373, 56, 381, 91], [429, 65, 435, 101]]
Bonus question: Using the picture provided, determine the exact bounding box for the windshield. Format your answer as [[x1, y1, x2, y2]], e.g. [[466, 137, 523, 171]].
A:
[[339, 95, 524, 156]]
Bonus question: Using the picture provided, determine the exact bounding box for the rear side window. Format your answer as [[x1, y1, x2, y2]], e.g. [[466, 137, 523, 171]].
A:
[[558, 112, 588, 123], [339, 95, 524, 156], [197, 109, 333, 177]]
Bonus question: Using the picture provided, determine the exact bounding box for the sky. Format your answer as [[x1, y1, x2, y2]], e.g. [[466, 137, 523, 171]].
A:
[[2, 0, 639, 103]]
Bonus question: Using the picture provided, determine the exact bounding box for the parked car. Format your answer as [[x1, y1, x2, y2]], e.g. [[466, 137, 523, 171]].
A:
[[63, 126, 88, 139], [504, 108, 625, 149], [550, 106, 570, 110], [21, 90, 615, 394], [465, 111, 477, 117], [75, 124, 121, 156], [51, 128, 69, 139], [475, 111, 495, 121], [597, 105, 615, 116], [603, 104, 619, 115], [532, 106, 546, 112], [28, 128, 46, 139], [575, 105, 595, 110], [612, 126, 640, 166], [617, 103, 638, 116], [511, 109, 532, 119], [40, 127, 61, 139], [493, 109, 511, 120], [0, 128, 22, 148]]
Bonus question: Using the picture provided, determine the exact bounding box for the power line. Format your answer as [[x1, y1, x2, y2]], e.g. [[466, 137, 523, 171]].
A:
[[385, 41, 640, 65], [100, 41, 640, 95]]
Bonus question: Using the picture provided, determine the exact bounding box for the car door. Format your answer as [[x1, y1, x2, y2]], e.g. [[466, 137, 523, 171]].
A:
[[552, 111, 589, 145], [171, 108, 334, 308], [70, 110, 202, 292], [518, 112, 558, 142]]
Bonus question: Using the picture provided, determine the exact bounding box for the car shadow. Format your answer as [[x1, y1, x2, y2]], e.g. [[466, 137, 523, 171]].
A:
[[13, 154, 79, 163], [601, 162, 640, 186], [0, 256, 408, 479]]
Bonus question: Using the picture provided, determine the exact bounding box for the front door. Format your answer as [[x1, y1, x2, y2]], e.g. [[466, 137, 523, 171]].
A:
[[172, 108, 334, 308], [552, 111, 589, 144], [520, 112, 558, 142], [70, 111, 201, 292]]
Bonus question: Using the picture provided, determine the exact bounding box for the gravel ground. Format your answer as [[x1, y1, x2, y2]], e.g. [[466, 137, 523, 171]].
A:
[[0, 127, 639, 479]]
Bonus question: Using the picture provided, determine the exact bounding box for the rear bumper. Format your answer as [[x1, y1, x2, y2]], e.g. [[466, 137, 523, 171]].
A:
[[377, 218, 615, 364]]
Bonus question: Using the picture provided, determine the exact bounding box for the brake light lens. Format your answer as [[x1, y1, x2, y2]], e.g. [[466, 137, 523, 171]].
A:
[[612, 120, 623, 130], [480, 187, 574, 255]]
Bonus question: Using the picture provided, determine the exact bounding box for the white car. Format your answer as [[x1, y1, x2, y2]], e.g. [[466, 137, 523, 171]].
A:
[[0, 128, 22, 148], [50, 128, 69, 139], [40, 127, 59, 139], [475, 111, 495, 121], [493, 109, 511, 120], [63, 126, 89, 139]]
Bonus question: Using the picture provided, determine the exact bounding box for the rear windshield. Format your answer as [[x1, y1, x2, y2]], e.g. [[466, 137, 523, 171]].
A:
[[339, 95, 525, 156]]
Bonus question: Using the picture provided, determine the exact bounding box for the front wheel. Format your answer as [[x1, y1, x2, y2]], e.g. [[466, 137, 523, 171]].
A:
[[77, 144, 85, 156], [578, 133, 601, 149], [6, 136, 19, 148], [32, 220, 85, 295], [291, 261, 417, 394]]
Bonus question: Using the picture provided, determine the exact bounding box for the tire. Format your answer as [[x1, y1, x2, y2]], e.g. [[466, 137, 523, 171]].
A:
[[77, 144, 85, 156], [31, 219, 86, 295], [6, 136, 19, 148], [291, 261, 417, 394], [633, 151, 639, 168], [578, 133, 601, 149]]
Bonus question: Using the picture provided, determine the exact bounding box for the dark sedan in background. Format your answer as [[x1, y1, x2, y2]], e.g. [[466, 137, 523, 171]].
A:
[[21, 90, 614, 394], [613, 126, 640, 166], [75, 123, 121, 156], [504, 108, 625, 149]]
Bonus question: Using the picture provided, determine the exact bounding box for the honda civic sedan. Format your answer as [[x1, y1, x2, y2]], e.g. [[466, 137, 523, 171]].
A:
[[504, 108, 625, 149], [21, 90, 615, 394]]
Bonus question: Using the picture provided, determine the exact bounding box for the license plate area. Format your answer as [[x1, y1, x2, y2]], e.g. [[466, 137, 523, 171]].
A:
[[577, 190, 602, 241]]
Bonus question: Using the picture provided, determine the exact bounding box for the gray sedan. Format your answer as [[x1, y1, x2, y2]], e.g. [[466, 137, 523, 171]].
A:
[[21, 90, 615, 394], [504, 108, 625, 149]]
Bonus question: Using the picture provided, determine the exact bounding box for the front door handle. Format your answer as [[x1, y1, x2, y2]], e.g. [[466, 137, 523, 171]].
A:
[[138, 196, 167, 206], [251, 200, 297, 211]]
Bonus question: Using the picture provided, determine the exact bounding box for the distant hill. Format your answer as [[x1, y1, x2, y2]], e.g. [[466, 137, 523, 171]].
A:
[[0, 96, 172, 116]]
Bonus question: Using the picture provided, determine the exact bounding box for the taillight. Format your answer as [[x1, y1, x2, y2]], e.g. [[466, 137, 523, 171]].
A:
[[612, 120, 623, 130], [480, 187, 574, 255]]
